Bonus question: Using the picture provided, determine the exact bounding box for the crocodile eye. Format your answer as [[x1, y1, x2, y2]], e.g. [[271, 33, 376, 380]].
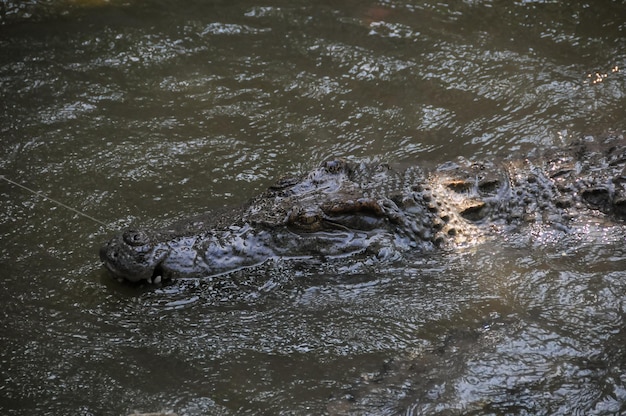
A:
[[122, 230, 150, 247], [582, 188, 610, 208]]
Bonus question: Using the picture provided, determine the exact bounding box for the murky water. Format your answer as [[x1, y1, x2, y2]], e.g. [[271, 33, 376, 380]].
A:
[[1, 0, 626, 414]]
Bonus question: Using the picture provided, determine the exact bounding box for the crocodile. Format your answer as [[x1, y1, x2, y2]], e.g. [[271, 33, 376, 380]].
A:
[[100, 134, 626, 283]]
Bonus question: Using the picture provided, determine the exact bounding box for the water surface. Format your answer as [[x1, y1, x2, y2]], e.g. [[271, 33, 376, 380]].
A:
[[1, 0, 626, 414]]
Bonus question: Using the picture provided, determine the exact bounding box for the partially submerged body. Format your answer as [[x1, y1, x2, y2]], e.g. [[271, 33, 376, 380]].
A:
[[100, 135, 626, 284]]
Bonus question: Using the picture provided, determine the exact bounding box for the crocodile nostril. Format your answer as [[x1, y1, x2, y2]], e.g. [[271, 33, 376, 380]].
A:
[[122, 230, 150, 246]]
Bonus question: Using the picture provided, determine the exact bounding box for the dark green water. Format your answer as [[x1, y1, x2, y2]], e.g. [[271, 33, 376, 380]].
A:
[[1, 1, 626, 414]]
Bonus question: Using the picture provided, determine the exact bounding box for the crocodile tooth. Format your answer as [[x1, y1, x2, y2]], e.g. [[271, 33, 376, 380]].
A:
[[147, 277, 153, 284], [154, 275, 162, 284]]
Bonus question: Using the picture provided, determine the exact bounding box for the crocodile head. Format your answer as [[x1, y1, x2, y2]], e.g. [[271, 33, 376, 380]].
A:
[[98, 158, 516, 283], [99, 229, 169, 283]]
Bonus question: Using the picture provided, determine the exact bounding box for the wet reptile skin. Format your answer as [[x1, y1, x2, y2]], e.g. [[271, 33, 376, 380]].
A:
[[100, 134, 626, 283]]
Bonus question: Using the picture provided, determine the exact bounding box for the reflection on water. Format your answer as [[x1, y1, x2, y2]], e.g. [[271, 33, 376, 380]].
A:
[[1, 0, 626, 414]]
